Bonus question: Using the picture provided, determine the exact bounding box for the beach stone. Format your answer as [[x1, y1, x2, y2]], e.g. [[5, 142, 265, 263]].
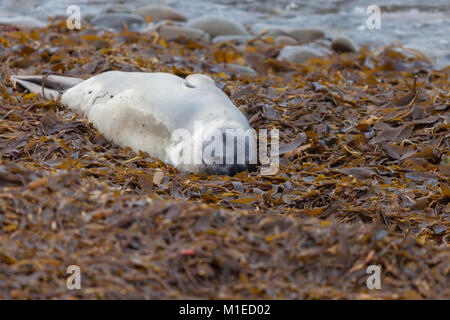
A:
[[0, 16, 47, 28], [331, 36, 358, 53], [227, 64, 258, 75], [212, 35, 252, 45], [51, 14, 90, 26], [257, 27, 284, 37], [275, 35, 298, 45], [148, 20, 179, 30], [83, 14, 94, 23], [155, 25, 210, 41], [133, 5, 187, 22], [258, 27, 324, 42], [287, 28, 325, 41], [278, 46, 323, 64], [101, 4, 133, 14], [187, 17, 248, 37], [91, 13, 145, 31]]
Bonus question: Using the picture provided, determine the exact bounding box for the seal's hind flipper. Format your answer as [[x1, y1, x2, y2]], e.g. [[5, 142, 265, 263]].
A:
[[11, 75, 84, 100], [12, 77, 61, 100]]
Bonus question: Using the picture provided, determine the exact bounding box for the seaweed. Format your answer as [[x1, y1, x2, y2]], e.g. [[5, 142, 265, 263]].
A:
[[0, 20, 448, 299]]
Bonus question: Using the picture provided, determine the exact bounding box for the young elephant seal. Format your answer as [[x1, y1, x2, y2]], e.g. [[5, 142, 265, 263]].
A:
[[12, 71, 257, 175]]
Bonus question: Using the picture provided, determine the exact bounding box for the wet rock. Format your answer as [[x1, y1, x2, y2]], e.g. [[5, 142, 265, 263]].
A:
[[101, 4, 132, 14], [253, 27, 282, 37], [50, 14, 90, 27], [212, 35, 252, 45], [187, 17, 248, 37], [227, 64, 258, 75], [91, 13, 145, 31], [275, 35, 298, 45], [83, 14, 94, 23], [257, 27, 324, 42], [287, 28, 325, 41], [0, 16, 47, 28], [331, 36, 358, 53], [133, 5, 187, 22], [278, 45, 323, 64], [148, 20, 180, 30], [154, 25, 210, 41]]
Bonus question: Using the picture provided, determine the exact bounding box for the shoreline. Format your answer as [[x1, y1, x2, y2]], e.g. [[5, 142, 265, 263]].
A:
[[1, 0, 449, 69]]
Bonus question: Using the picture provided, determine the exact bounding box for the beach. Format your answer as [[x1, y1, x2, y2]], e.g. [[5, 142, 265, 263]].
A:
[[0, 1, 449, 299]]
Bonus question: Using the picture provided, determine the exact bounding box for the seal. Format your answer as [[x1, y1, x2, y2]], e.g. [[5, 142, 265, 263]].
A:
[[12, 71, 257, 175]]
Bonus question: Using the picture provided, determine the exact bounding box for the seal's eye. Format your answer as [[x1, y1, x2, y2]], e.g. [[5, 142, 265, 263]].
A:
[[184, 81, 195, 88]]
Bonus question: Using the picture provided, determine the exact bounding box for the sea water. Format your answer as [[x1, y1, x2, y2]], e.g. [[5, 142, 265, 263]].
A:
[[1, 0, 449, 69]]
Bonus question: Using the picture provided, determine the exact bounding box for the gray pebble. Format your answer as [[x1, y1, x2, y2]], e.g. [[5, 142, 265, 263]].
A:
[[187, 17, 248, 37], [331, 36, 358, 53], [91, 13, 145, 31], [227, 64, 258, 75], [101, 4, 133, 14], [212, 35, 253, 45], [133, 5, 187, 22], [275, 35, 298, 45], [0, 16, 47, 28], [278, 45, 323, 64], [287, 28, 325, 41], [154, 24, 210, 41]]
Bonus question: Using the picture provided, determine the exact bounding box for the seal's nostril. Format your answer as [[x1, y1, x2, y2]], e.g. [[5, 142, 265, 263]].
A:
[[184, 81, 195, 88]]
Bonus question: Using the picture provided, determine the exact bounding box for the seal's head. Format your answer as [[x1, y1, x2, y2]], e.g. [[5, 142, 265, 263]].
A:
[[169, 120, 258, 175], [165, 73, 258, 175]]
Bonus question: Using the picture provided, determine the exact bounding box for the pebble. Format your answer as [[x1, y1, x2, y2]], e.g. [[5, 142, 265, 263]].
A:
[[278, 45, 323, 64], [83, 14, 94, 23], [255, 27, 283, 36], [187, 17, 248, 37], [331, 36, 358, 53], [227, 64, 258, 75], [91, 13, 145, 31], [212, 35, 253, 45], [0, 16, 47, 28], [275, 35, 298, 45], [133, 5, 187, 22], [287, 28, 325, 41], [50, 14, 90, 27], [100, 4, 133, 14], [148, 20, 180, 30], [155, 25, 210, 41], [259, 27, 324, 42]]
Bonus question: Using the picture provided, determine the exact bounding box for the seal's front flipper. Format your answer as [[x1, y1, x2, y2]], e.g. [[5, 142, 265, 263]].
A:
[[11, 75, 84, 100]]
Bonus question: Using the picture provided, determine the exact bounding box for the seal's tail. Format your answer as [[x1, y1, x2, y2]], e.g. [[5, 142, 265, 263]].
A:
[[11, 75, 84, 100]]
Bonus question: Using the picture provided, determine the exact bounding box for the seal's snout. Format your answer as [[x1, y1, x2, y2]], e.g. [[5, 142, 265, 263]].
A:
[[202, 130, 257, 176], [205, 155, 257, 176]]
